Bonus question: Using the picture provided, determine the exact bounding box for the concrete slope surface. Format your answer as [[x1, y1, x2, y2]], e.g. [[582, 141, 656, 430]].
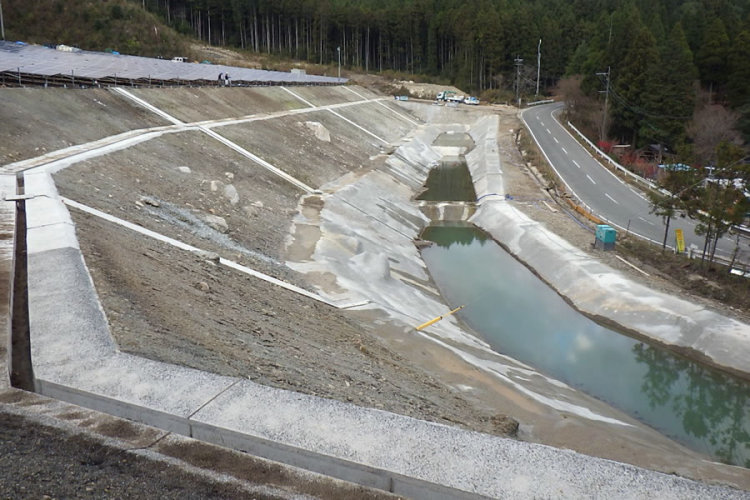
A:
[[1, 86, 749, 498]]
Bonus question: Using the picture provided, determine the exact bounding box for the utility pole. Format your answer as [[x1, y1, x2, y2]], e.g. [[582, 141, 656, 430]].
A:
[[597, 66, 610, 141], [514, 56, 523, 107], [0, 0, 5, 41], [536, 39, 541, 97], [337, 46, 341, 79]]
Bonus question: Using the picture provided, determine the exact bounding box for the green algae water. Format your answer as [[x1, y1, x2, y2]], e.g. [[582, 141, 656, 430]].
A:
[[417, 160, 477, 202], [421, 222, 750, 468]]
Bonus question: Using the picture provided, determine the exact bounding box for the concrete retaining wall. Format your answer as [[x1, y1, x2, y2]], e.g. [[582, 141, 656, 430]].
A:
[[19, 113, 749, 499], [466, 115, 504, 200], [472, 199, 750, 379], [1, 174, 20, 387]]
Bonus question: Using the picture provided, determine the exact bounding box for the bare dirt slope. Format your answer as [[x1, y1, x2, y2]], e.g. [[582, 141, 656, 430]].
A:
[[5, 85, 750, 492], [0, 88, 168, 164], [70, 210, 514, 436], [50, 85, 518, 437]]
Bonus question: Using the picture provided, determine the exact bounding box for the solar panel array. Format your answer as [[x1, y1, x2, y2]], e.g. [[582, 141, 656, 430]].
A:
[[0, 41, 346, 86]]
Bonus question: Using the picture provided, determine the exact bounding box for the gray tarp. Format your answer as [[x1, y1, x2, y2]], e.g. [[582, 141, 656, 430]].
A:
[[0, 41, 346, 85]]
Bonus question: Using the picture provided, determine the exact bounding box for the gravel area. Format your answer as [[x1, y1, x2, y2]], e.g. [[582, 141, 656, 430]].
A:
[[0, 394, 400, 500]]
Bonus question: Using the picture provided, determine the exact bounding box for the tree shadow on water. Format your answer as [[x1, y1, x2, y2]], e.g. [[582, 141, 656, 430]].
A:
[[634, 343, 750, 467]]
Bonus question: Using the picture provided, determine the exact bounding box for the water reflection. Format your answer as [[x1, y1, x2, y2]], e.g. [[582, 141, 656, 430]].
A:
[[421, 223, 750, 467], [425, 222, 487, 247], [417, 161, 477, 202], [635, 344, 750, 467]]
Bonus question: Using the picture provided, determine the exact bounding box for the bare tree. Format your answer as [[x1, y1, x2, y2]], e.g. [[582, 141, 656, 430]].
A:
[[687, 96, 743, 166], [558, 76, 601, 141]]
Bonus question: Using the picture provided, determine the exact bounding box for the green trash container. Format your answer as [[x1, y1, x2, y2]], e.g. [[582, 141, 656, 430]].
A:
[[595, 224, 616, 250]]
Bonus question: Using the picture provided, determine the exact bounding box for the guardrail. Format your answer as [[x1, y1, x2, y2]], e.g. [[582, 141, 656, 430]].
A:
[[568, 123, 749, 258], [526, 99, 555, 106], [566, 121, 658, 190]]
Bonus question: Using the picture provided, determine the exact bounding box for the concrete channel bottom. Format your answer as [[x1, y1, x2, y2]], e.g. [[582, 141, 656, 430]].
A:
[[17, 147, 749, 499]]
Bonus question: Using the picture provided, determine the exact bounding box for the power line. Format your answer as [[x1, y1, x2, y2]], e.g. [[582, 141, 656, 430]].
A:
[[599, 74, 693, 121]]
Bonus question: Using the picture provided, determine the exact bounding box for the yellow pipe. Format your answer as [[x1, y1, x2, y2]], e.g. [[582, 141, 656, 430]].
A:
[[415, 305, 465, 331]]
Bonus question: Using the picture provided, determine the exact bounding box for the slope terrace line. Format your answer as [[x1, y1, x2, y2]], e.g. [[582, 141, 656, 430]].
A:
[[280, 85, 318, 107], [0, 125, 179, 174], [281, 87, 388, 144], [22, 128, 194, 176], [199, 96, 397, 129], [112, 87, 185, 126], [343, 86, 421, 126], [326, 109, 387, 144], [3, 89, 394, 179], [61, 197, 339, 306], [198, 125, 315, 193], [111, 88, 315, 194]]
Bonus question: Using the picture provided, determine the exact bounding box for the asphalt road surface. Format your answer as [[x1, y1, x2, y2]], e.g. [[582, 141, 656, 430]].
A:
[[522, 103, 748, 265]]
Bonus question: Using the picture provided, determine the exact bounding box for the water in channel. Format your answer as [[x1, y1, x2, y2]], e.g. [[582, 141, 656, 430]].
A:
[[416, 159, 477, 202], [420, 222, 750, 468]]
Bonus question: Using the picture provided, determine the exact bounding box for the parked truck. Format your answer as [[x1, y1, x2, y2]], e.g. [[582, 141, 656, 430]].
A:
[[436, 90, 456, 101]]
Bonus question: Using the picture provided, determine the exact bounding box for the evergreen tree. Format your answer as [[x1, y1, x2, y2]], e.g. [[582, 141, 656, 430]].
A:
[[611, 25, 659, 146], [642, 23, 697, 151], [696, 18, 730, 97], [727, 30, 750, 108]]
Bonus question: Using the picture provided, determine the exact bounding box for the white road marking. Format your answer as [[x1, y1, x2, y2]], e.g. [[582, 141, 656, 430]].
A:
[[553, 137, 559, 144], [629, 186, 649, 202], [546, 128, 551, 134], [638, 216, 656, 226], [572, 160, 581, 169], [561, 147, 568, 154], [605, 193, 619, 204], [586, 174, 596, 185]]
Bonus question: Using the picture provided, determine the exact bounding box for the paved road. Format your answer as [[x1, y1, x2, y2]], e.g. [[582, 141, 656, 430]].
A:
[[522, 103, 747, 264]]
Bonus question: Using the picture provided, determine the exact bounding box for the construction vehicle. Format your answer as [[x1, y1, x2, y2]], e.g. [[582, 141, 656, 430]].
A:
[[436, 90, 456, 101]]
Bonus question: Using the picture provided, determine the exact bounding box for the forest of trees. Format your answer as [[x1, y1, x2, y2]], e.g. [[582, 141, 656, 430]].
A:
[[136, 0, 749, 151]]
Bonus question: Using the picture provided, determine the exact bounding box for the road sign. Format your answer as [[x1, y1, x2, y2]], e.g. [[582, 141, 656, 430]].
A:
[[675, 228, 685, 253]]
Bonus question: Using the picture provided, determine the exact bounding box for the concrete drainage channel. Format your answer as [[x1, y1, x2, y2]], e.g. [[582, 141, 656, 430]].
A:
[[7, 174, 34, 391], [5, 107, 749, 498]]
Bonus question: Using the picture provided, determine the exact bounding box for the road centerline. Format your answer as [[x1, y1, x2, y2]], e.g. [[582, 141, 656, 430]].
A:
[[605, 193, 619, 204]]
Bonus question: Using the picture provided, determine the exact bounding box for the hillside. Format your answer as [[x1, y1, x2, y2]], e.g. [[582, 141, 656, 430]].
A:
[[3, 0, 189, 59]]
